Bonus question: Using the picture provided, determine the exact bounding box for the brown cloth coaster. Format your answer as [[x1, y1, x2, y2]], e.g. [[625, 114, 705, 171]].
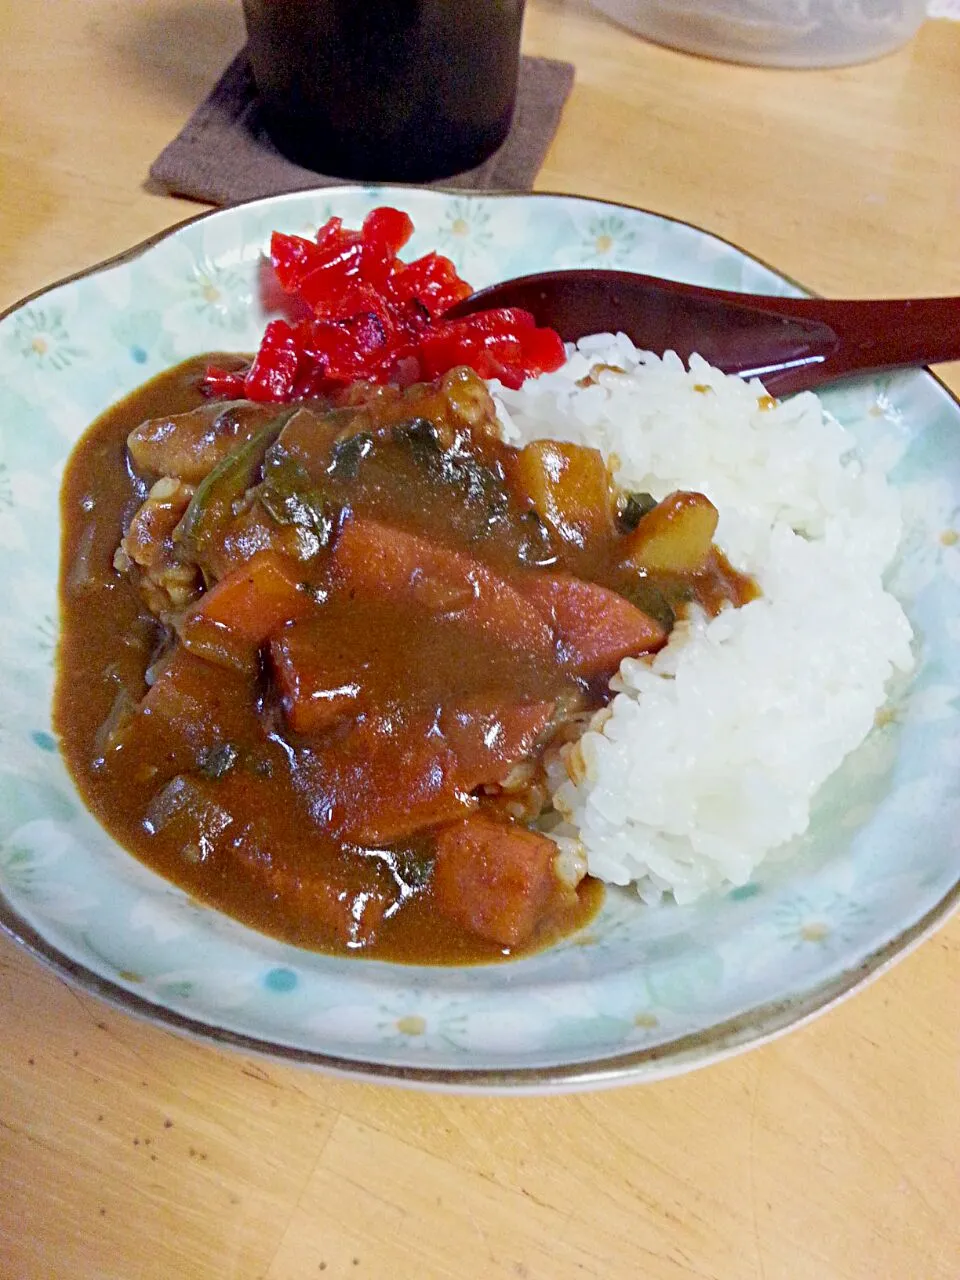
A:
[[150, 49, 575, 205]]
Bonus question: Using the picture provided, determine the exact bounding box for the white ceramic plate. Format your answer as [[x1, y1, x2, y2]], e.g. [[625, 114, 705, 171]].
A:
[[1, 186, 958, 1092]]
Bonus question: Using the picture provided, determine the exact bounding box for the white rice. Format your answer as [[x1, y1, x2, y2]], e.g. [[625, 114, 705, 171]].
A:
[[492, 337, 914, 904]]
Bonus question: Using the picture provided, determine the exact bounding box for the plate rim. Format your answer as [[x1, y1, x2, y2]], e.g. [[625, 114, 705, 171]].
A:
[[2, 183, 958, 1092], [3, 865, 957, 1092], [0, 181, 820, 324]]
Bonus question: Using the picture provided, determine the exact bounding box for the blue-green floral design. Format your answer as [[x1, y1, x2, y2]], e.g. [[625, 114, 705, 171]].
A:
[[270, 201, 337, 244], [5, 306, 85, 371], [34, 614, 56, 659], [436, 198, 494, 268], [0, 187, 957, 1088], [772, 894, 869, 951], [577, 214, 641, 266], [0, 821, 92, 925], [373, 998, 470, 1052], [186, 257, 251, 331], [0, 842, 39, 896]]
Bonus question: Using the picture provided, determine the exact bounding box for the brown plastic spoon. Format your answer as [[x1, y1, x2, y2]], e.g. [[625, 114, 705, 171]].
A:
[[448, 268, 960, 396]]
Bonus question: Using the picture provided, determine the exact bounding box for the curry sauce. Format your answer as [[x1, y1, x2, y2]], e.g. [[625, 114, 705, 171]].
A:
[[55, 357, 756, 963]]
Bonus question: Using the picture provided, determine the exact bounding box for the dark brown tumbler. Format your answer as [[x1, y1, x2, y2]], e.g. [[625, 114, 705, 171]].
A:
[[242, 0, 527, 183]]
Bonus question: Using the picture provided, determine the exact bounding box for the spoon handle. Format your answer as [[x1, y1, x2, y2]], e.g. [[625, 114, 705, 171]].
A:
[[722, 293, 960, 393], [452, 269, 960, 396]]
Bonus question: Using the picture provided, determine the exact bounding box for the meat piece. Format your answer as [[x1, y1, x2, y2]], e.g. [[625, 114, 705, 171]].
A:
[[439, 699, 555, 792], [331, 517, 554, 659], [276, 370, 497, 487], [292, 711, 473, 844], [200, 500, 312, 582], [172, 412, 298, 581], [337, 366, 500, 444], [272, 405, 362, 481], [436, 365, 501, 439], [145, 771, 392, 947], [271, 622, 364, 734], [139, 650, 254, 749], [291, 698, 555, 844], [229, 826, 390, 947], [269, 590, 563, 738], [99, 649, 254, 778], [432, 814, 576, 948], [115, 477, 202, 616], [127, 401, 284, 484], [519, 572, 667, 678]]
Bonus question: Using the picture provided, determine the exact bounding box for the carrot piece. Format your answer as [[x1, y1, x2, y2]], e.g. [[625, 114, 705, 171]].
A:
[[330, 517, 554, 658], [432, 814, 571, 948], [178, 550, 317, 670], [520, 572, 667, 678], [184, 550, 313, 639]]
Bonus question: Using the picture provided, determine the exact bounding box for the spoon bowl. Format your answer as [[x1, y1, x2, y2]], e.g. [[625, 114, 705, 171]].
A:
[[449, 268, 960, 396]]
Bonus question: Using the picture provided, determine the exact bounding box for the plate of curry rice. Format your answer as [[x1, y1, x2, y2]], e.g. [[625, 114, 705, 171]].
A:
[[0, 186, 958, 1091]]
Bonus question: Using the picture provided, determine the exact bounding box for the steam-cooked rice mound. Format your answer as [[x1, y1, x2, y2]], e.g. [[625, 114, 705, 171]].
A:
[[495, 337, 914, 903]]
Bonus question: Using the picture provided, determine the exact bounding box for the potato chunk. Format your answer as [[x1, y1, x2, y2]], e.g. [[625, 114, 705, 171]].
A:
[[619, 490, 719, 573], [511, 440, 616, 548]]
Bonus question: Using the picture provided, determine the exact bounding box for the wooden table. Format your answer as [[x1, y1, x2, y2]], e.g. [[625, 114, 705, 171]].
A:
[[2, 3, 958, 1277]]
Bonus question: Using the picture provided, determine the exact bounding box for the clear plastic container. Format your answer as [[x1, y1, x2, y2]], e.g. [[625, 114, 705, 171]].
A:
[[589, 0, 928, 67]]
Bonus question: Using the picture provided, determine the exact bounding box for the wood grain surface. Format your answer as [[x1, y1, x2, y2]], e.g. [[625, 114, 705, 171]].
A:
[[1, 2, 959, 1277]]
